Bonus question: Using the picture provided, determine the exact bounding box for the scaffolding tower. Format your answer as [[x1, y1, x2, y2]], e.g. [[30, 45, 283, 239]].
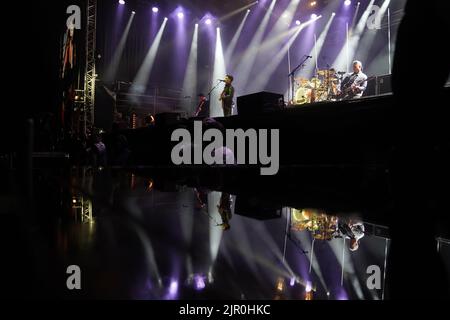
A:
[[83, 0, 97, 135]]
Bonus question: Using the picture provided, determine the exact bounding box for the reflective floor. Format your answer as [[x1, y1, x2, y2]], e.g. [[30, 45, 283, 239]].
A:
[[3, 166, 447, 299]]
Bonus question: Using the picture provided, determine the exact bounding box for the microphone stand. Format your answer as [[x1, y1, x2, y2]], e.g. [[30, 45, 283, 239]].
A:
[[287, 55, 312, 105], [207, 80, 223, 115]]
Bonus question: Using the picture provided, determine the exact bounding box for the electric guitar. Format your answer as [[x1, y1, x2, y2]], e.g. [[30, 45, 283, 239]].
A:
[[337, 75, 374, 100]]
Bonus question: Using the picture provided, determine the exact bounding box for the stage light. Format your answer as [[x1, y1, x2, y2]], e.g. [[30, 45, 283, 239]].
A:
[[305, 291, 314, 300], [332, 12, 336, 16], [344, 0, 352, 6], [211, 27, 226, 116], [295, 20, 301, 25], [131, 11, 135, 14], [195, 23, 198, 27], [194, 275, 206, 290], [168, 279, 178, 296], [104, 8, 133, 84], [208, 271, 214, 284], [305, 281, 312, 292], [311, 13, 317, 19], [205, 18, 212, 25], [152, 7, 159, 13], [225, 8, 250, 61], [290, 277, 296, 286], [310, 1, 317, 7], [234, 0, 276, 94], [131, 17, 168, 94], [276, 277, 285, 292], [118, 0, 125, 4], [177, 12, 184, 19]]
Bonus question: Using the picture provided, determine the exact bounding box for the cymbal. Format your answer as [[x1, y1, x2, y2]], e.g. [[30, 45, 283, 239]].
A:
[[295, 77, 311, 87], [310, 77, 321, 87], [316, 69, 329, 76], [324, 77, 339, 83], [295, 77, 310, 82]]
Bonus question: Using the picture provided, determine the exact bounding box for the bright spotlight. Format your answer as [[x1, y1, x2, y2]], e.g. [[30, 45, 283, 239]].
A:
[[290, 277, 296, 287], [168, 280, 178, 295], [332, 12, 336, 16], [295, 20, 301, 25], [131, 11, 135, 14], [177, 12, 184, 19], [344, 0, 352, 6], [195, 23, 198, 27], [305, 281, 312, 293], [311, 13, 318, 19], [310, 1, 317, 6], [194, 275, 206, 290], [205, 18, 212, 25], [118, 0, 125, 4], [152, 7, 159, 13], [276, 278, 285, 292], [164, 17, 168, 21], [247, 9, 251, 12]]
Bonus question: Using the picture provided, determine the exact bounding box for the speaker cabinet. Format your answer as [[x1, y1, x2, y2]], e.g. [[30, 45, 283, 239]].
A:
[[377, 74, 392, 95], [237, 91, 284, 116]]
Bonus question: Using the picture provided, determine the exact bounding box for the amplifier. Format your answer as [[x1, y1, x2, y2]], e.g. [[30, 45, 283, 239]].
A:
[[377, 74, 392, 95], [237, 91, 284, 116]]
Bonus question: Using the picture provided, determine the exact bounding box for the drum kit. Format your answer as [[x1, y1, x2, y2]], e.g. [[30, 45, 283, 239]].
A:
[[293, 69, 345, 105]]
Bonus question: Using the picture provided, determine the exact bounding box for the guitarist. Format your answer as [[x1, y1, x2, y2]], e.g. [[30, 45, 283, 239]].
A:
[[338, 60, 368, 100], [219, 75, 235, 116]]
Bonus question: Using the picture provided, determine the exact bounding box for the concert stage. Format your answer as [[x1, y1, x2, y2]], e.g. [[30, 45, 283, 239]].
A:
[[121, 87, 450, 168]]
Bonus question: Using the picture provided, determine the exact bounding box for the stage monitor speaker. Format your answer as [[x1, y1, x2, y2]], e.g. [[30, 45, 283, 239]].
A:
[[377, 74, 392, 95], [154, 112, 183, 127], [234, 196, 282, 220], [237, 91, 284, 116], [364, 76, 377, 97]]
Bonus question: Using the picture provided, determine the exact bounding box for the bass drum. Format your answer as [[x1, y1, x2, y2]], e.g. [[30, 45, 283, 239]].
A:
[[295, 87, 311, 105]]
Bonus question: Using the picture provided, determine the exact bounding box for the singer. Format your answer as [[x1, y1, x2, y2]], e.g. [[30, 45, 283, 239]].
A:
[[219, 74, 234, 117]]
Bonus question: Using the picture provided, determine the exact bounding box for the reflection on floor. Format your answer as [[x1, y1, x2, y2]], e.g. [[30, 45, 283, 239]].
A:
[[14, 167, 447, 300]]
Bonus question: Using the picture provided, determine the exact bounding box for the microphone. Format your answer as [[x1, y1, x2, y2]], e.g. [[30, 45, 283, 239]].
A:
[[218, 79, 226, 82]]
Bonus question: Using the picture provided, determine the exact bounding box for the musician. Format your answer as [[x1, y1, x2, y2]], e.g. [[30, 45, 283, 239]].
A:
[[339, 60, 367, 99], [219, 74, 234, 116], [337, 219, 365, 251], [195, 93, 210, 117], [217, 192, 233, 230]]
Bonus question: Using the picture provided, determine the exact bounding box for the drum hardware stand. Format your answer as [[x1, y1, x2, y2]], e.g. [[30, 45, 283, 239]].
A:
[[288, 55, 312, 105]]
